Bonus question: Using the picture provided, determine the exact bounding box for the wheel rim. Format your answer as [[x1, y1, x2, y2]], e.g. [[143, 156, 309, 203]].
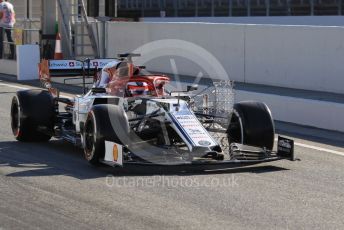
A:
[[11, 97, 20, 137], [84, 119, 95, 160]]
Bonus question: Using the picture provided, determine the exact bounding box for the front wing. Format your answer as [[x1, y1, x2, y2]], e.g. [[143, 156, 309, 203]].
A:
[[101, 136, 295, 167]]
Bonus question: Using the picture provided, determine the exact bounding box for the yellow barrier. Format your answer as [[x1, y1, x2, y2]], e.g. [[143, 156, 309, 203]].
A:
[[14, 28, 23, 45]]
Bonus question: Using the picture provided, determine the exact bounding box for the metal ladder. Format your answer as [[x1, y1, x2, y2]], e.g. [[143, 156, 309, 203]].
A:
[[57, 0, 99, 59]]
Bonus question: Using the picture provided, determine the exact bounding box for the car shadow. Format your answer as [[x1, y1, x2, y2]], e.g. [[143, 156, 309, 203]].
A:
[[101, 164, 289, 177], [0, 140, 289, 179]]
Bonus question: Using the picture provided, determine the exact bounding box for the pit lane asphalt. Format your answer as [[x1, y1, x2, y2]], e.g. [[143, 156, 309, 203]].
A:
[[1, 79, 344, 230]]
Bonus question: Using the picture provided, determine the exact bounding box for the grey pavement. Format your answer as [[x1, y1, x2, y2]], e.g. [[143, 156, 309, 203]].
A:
[[0, 76, 344, 229]]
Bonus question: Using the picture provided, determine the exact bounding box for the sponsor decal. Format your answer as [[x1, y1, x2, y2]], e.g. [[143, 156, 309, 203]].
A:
[[49, 60, 83, 69], [48, 59, 117, 70], [91, 59, 117, 68], [174, 112, 192, 116], [113, 144, 119, 162], [278, 140, 291, 149], [49, 62, 67, 68], [171, 107, 216, 147], [198, 140, 211, 146], [175, 115, 193, 120], [188, 129, 203, 134], [277, 136, 294, 160]]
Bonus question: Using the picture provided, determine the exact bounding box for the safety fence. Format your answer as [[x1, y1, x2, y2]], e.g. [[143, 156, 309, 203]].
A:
[[112, 0, 343, 17]]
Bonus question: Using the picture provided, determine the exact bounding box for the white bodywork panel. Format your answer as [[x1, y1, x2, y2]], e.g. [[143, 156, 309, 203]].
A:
[[104, 141, 123, 166], [150, 99, 218, 151], [73, 96, 93, 132], [73, 94, 123, 133]]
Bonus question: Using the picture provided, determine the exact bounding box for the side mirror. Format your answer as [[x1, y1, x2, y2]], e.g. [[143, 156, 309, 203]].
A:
[[187, 84, 198, 92]]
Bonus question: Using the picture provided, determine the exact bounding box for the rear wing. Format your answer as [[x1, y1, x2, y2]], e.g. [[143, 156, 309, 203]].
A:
[[38, 59, 117, 77], [38, 59, 117, 95]]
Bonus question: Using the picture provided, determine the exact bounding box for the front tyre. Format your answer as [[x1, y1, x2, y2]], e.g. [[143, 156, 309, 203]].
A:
[[227, 101, 275, 150], [83, 105, 130, 165]]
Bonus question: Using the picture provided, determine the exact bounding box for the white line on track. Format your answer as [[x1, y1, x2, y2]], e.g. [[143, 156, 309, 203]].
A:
[[0, 82, 28, 90], [294, 142, 344, 157], [276, 138, 344, 157], [1, 82, 344, 157]]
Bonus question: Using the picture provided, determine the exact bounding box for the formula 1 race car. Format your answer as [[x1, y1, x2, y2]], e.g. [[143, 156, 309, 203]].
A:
[[10, 54, 295, 167]]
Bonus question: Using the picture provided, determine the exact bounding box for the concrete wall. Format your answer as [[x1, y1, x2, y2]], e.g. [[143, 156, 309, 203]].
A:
[[245, 25, 344, 93], [143, 16, 344, 27], [106, 22, 344, 94], [236, 90, 344, 132], [106, 22, 244, 81]]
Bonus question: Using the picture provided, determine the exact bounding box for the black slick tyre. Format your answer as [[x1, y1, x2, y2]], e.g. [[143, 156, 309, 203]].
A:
[[227, 101, 275, 150], [11, 90, 55, 142], [83, 105, 130, 165]]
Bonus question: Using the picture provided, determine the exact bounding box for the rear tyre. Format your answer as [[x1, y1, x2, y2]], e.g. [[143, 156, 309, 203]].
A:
[[83, 105, 130, 165], [11, 90, 55, 142], [227, 101, 275, 150]]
